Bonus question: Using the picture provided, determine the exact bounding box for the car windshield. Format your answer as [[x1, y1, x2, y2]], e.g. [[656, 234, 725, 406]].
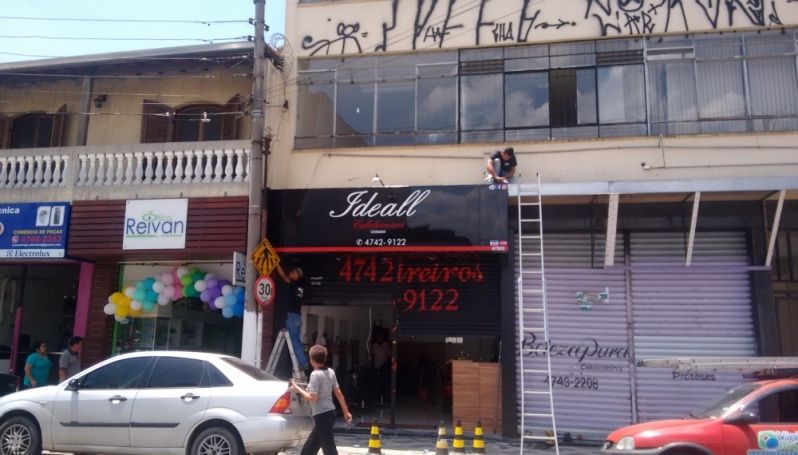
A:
[[222, 357, 280, 381], [691, 383, 762, 418]]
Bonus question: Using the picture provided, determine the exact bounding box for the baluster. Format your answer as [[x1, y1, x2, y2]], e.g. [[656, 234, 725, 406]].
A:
[[233, 149, 244, 182], [222, 150, 234, 183], [24, 156, 35, 187], [8, 158, 18, 187], [0, 157, 8, 187], [95, 154, 106, 186], [125, 153, 136, 184], [192, 151, 204, 183], [133, 152, 144, 185], [53, 155, 64, 186], [212, 150, 224, 183], [174, 151, 186, 183], [202, 150, 214, 183], [244, 149, 251, 182], [42, 156, 53, 187], [33, 157, 44, 187], [164, 151, 175, 184], [76, 155, 88, 186], [114, 154, 125, 185], [143, 152, 154, 184], [87, 154, 98, 186], [153, 152, 164, 184], [103, 154, 114, 185]]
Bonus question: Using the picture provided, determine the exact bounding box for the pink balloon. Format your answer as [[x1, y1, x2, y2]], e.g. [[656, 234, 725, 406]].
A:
[[173, 283, 183, 300]]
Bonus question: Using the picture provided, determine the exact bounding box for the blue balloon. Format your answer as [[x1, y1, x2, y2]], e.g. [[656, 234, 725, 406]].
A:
[[142, 301, 156, 312], [142, 277, 156, 289], [146, 290, 158, 303], [222, 307, 234, 318], [224, 294, 236, 307], [133, 289, 147, 302], [233, 303, 244, 318], [233, 286, 244, 296], [135, 281, 147, 290], [236, 292, 245, 304]]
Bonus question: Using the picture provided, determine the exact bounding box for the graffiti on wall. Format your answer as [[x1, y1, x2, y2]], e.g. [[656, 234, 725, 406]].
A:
[[298, 0, 797, 56]]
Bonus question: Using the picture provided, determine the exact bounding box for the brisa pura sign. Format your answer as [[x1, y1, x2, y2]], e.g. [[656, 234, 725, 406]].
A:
[[269, 185, 508, 253], [123, 199, 188, 250]]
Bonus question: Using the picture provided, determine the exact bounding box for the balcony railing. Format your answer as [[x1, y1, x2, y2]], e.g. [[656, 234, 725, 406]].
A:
[[0, 140, 251, 202]]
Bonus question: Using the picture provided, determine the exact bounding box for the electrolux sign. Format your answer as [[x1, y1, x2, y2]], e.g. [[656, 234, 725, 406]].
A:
[[0, 203, 71, 259], [123, 199, 188, 250], [269, 185, 509, 253]]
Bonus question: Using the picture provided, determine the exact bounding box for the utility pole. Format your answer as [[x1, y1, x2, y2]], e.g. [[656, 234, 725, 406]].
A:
[[242, 0, 266, 366]]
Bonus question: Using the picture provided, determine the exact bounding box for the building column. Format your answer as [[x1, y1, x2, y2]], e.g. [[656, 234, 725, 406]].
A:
[[73, 262, 94, 337]]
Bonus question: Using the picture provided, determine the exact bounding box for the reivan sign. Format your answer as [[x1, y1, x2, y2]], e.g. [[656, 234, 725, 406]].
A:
[[0, 203, 71, 258], [123, 199, 188, 250]]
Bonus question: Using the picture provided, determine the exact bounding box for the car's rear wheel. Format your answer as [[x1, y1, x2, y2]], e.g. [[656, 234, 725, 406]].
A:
[[190, 426, 242, 455], [0, 415, 41, 455]]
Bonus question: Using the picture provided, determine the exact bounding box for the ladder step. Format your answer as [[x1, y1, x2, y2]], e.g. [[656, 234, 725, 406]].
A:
[[520, 219, 541, 222], [524, 390, 552, 395], [522, 369, 550, 374], [526, 349, 550, 354], [524, 413, 553, 418], [525, 327, 546, 332], [521, 269, 543, 273], [523, 289, 544, 294], [520, 252, 542, 256], [520, 202, 541, 206], [523, 435, 557, 441], [523, 308, 544, 313]]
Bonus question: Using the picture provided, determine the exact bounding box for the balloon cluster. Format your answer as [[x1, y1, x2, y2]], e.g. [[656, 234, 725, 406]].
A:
[[104, 266, 245, 323]]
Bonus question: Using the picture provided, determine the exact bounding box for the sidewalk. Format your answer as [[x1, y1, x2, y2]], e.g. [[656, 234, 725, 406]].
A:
[[281, 431, 602, 455]]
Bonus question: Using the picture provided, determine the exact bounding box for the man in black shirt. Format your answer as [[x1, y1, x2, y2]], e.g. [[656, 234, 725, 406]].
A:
[[276, 263, 309, 369], [486, 146, 517, 183]]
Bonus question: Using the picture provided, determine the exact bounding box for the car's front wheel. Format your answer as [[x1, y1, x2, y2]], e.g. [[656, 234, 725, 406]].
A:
[[0, 415, 41, 455], [190, 426, 242, 455]]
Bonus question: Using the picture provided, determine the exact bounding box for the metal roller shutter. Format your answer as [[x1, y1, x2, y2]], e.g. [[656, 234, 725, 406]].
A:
[[517, 234, 633, 436], [630, 231, 756, 422]]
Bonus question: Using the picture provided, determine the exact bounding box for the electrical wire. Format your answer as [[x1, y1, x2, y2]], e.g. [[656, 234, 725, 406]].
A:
[[0, 34, 249, 43], [0, 15, 250, 25], [0, 51, 253, 62]]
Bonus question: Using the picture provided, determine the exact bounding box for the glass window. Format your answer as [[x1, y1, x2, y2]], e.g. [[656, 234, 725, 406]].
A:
[[10, 114, 54, 149], [335, 83, 375, 139], [697, 60, 746, 119], [748, 58, 798, 117], [297, 71, 335, 139], [460, 74, 503, 131], [147, 357, 204, 388], [174, 106, 223, 142], [755, 388, 798, 423], [505, 72, 549, 128], [202, 362, 233, 387], [649, 61, 698, 122], [550, 68, 596, 127], [417, 74, 457, 132], [598, 65, 646, 124], [80, 357, 153, 390], [377, 81, 415, 134], [222, 357, 278, 381]]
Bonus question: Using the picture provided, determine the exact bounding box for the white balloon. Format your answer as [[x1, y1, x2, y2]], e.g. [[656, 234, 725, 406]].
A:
[[114, 315, 128, 323], [157, 295, 170, 306], [124, 286, 136, 299], [176, 266, 189, 278], [214, 296, 227, 309], [194, 280, 208, 292], [152, 281, 165, 293], [161, 273, 174, 286], [221, 285, 233, 296], [107, 296, 115, 305], [130, 300, 143, 311], [103, 303, 117, 315]]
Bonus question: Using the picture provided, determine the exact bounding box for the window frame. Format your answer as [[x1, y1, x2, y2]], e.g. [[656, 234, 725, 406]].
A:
[[78, 356, 155, 391], [143, 356, 207, 389], [9, 112, 55, 149]]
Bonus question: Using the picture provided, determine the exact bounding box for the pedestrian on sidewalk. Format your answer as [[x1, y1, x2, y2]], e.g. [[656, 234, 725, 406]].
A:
[[290, 344, 353, 455], [59, 336, 82, 382], [23, 341, 51, 389]]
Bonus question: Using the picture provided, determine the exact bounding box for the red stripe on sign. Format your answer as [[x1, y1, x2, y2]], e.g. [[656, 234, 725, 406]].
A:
[[274, 246, 506, 253]]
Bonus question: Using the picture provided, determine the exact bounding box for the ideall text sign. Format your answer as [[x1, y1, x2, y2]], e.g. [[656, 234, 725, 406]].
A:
[[0, 203, 71, 258]]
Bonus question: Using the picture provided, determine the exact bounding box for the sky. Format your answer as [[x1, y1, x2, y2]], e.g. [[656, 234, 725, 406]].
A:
[[0, 0, 286, 63]]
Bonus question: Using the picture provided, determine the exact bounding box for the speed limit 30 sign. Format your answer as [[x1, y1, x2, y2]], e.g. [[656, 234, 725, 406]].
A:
[[254, 275, 276, 307]]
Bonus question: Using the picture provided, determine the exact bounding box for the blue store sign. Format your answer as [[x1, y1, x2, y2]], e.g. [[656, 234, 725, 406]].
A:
[[0, 202, 71, 259]]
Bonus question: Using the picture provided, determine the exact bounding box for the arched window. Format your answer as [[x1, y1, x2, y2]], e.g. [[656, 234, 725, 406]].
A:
[[7, 106, 66, 149], [140, 96, 242, 143]]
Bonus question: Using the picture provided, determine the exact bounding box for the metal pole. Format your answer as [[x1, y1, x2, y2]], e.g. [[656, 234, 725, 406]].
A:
[[242, 0, 266, 366]]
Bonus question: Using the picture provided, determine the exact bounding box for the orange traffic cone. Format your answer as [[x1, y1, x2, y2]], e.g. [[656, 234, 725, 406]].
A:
[[472, 420, 486, 454], [435, 421, 449, 455]]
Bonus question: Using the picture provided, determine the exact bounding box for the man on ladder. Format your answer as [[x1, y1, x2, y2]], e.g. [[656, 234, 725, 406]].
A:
[[265, 263, 309, 381]]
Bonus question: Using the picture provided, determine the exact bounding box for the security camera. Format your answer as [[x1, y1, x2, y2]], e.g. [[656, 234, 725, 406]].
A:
[[641, 162, 651, 171]]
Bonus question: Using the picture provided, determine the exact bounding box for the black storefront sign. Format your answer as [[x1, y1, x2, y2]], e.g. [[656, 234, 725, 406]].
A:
[[268, 185, 508, 253]]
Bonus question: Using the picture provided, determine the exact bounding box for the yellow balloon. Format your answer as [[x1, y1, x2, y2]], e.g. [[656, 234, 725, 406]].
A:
[[116, 307, 129, 318], [129, 307, 142, 317], [118, 296, 132, 307]]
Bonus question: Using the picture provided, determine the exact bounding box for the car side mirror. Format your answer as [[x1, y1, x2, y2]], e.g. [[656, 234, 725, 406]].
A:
[[65, 379, 80, 392], [724, 411, 760, 425]]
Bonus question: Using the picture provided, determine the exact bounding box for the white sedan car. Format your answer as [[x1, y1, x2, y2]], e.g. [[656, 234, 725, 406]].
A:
[[0, 351, 311, 455]]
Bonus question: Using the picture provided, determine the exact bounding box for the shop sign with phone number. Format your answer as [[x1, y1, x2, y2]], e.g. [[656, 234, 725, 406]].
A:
[[0, 203, 71, 258]]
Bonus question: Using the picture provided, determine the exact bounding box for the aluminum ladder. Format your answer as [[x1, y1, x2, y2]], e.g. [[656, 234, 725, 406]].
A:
[[517, 174, 559, 454], [265, 329, 306, 381]]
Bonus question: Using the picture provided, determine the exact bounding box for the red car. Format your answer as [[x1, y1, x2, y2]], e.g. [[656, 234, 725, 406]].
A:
[[603, 378, 798, 455]]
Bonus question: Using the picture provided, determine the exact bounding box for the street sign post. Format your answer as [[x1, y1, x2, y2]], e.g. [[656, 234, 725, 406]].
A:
[[254, 275, 276, 307]]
